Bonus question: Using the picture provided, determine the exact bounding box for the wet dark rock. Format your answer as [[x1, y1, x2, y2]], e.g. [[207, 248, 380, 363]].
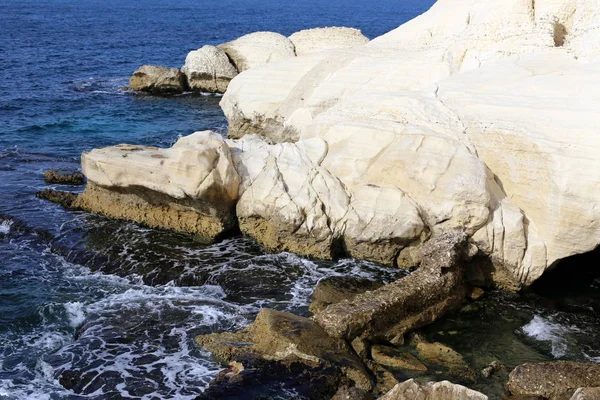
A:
[[196, 308, 374, 390], [332, 385, 375, 400], [310, 276, 384, 314], [507, 361, 600, 400], [378, 379, 488, 399], [44, 169, 85, 185], [36, 189, 80, 209], [314, 232, 469, 344]]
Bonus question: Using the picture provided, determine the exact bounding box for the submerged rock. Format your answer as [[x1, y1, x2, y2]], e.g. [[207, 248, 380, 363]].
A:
[[507, 361, 600, 400], [196, 308, 374, 390], [44, 169, 85, 185], [128, 65, 187, 94], [309, 276, 384, 314], [289, 27, 369, 56], [378, 379, 488, 400], [181, 45, 237, 93], [314, 232, 469, 343], [218, 31, 296, 72]]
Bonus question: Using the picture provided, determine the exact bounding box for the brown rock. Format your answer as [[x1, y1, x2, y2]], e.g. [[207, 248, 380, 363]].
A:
[[507, 362, 600, 400], [371, 345, 427, 372], [378, 379, 488, 399], [44, 169, 85, 185], [196, 309, 374, 390], [570, 388, 600, 400], [310, 276, 384, 314], [129, 65, 187, 94], [468, 287, 485, 301], [36, 189, 79, 209], [413, 338, 466, 368], [315, 232, 469, 343]]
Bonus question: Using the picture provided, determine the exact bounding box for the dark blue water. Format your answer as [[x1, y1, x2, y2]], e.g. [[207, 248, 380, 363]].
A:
[[2, 0, 599, 399]]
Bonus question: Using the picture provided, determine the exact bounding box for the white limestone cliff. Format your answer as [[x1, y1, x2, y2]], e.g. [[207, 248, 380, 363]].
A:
[[83, 0, 600, 288], [218, 0, 600, 286]]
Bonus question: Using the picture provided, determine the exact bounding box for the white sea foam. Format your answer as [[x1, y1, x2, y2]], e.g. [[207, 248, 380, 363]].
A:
[[522, 315, 570, 357], [64, 302, 86, 328], [0, 219, 13, 234]]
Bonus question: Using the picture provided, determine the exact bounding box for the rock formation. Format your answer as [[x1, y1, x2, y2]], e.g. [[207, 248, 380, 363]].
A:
[[378, 379, 488, 400], [289, 27, 369, 56], [128, 65, 187, 94], [219, 0, 600, 287], [181, 45, 238, 93], [218, 31, 296, 72]]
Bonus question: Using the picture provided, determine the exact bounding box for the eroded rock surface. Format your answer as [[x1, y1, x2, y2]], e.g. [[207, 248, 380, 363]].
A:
[[181, 45, 237, 93], [378, 379, 488, 400], [128, 65, 187, 94], [314, 232, 469, 343], [309, 276, 384, 314], [75, 131, 240, 241], [507, 362, 600, 400], [220, 0, 600, 287]]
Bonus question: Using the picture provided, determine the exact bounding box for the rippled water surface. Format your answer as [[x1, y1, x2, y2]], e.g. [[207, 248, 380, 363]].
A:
[[1, 0, 599, 399]]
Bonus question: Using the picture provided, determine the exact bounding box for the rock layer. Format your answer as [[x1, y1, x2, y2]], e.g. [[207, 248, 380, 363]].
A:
[[289, 27, 370, 56], [219, 0, 600, 286]]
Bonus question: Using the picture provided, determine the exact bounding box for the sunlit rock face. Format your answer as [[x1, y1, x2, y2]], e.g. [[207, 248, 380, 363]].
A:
[[79, 0, 600, 288], [219, 0, 600, 287]]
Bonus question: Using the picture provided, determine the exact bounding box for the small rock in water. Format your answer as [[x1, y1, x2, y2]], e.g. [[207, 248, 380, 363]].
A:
[[481, 360, 503, 378], [36, 189, 79, 209], [44, 169, 85, 185], [411, 334, 466, 367], [468, 287, 485, 301]]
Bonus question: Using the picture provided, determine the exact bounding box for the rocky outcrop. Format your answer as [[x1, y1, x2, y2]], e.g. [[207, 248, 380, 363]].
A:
[[378, 379, 488, 400], [44, 169, 85, 185], [507, 362, 600, 400], [289, 27, 370, 56], [314, 232, 469, 343], [128, 65, 187, 94], [181, 45, 238, 93], [218, 0, 600, 287], [196, 308, 374, 390], [218, 31, 296, 72], [74, 131, 240, 241], [36, 189, 79, 209]]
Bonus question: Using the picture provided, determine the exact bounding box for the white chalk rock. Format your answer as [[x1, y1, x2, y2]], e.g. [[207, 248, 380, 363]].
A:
[[181, 45, 237, 93], [378, 379, 488, 400], [218, 31, 296, 72], [220, 0, 600, 286], [289, 27, 369, 56]]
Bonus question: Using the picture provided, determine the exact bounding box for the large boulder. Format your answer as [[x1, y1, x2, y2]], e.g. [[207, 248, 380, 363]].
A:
[[289, 27, 370, 56], [74, 131, 240, 242], [128, 65, 187, 94], [220, 0, 600, 287], [507, 362, 600, 400], [181, 45, 237, 93], [218, 31, 296, 72], [378, 379, 488, 400]]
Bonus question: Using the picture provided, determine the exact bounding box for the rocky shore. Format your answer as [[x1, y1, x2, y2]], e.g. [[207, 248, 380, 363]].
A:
[[38, 0, 600, 398]]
